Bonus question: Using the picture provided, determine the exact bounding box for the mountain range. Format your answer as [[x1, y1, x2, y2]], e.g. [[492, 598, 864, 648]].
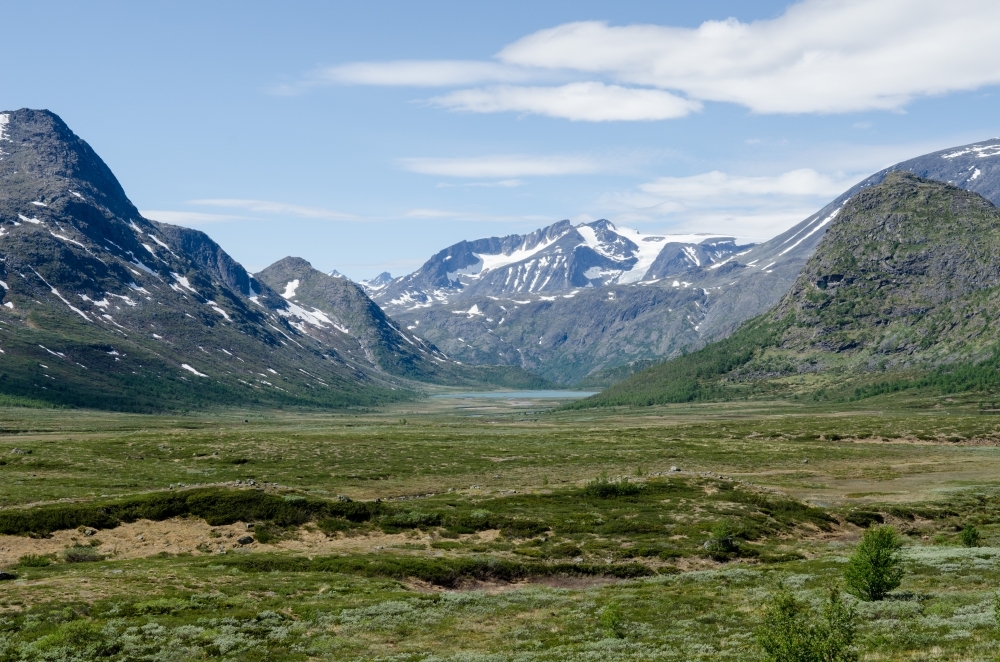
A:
[[358, 138, 1000, 385], [3, 107, 1000, 411], [0, 109, 541, 411]]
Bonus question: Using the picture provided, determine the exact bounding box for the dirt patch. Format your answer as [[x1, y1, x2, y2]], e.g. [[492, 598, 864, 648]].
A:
[[0, 520, 501, 568]]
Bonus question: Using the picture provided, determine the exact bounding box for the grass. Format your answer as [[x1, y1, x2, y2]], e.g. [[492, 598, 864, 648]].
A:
[[4, 395, 1000, 658]]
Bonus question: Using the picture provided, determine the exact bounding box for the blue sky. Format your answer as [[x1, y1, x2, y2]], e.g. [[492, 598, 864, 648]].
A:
[[3, 1, 1000, 280]]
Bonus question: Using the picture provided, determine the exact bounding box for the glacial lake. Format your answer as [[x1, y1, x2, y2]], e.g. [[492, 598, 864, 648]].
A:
[[432, 390, 599, 399]]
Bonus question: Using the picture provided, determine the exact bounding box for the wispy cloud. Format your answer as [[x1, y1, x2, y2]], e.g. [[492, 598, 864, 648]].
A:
[[271, 60, 534, 95], [596, 168, 865, 240], [401, 208, 552, 223], [141, 210, 251, 224], [188, 199, 359, 220], [400, 154, 600, 178], [436, 179, 523, 188], [282, 0, 1000, 119], [430, 82, 700, 121]]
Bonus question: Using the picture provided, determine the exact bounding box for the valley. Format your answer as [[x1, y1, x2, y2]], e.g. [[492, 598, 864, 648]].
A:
[[4, 395, 1000, 659]]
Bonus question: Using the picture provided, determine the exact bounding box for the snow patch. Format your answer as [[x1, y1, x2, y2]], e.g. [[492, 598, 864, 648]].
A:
[[30, 201, 47, 207], [281, 279, 300, 299], [181, 363, 208, 377], [778, 207, 841, 256], [171, 273, 198, 293], [18, 215, 41, 225]]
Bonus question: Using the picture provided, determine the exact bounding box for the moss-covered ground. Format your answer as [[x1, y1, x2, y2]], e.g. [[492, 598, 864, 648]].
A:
[[4, 392, 1000, 659]]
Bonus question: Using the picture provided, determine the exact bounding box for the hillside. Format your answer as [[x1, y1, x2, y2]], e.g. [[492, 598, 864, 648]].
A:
[[255, 257, 552, 389], [574, 172, 1000, 407], [0, 108, 539, 411]]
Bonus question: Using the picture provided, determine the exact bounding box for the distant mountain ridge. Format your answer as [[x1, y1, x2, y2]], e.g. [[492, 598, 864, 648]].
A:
[[360, 138, 1000, 385], [367, 219, 750, 312]]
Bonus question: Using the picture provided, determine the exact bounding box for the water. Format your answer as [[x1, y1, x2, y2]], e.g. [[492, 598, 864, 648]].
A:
[[432, 390, 598, 399]]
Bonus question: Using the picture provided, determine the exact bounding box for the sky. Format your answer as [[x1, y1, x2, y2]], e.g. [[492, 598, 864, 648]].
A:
[[3, 0, 1000, 280]]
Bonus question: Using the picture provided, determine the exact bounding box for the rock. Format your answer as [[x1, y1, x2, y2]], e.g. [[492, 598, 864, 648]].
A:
[[245, 523, 255, 530], [669, 466, 680, 472], [84, 527, 97, 536], [336, 495, 352, 502], [0, 572, 17, 581], [10, 448, 31, 455], [237, 535, 254, 545], [802, 459, 809, 464]]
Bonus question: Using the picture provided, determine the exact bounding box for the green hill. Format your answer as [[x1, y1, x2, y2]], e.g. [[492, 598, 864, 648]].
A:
[[574, 172, 1000, 408]]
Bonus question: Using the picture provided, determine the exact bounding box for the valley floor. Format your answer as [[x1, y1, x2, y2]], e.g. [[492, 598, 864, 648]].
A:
[[3, 393, 1000, 659]]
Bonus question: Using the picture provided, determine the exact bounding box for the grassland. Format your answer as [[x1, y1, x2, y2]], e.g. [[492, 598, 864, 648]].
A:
[[4, 392, 1000, 659]]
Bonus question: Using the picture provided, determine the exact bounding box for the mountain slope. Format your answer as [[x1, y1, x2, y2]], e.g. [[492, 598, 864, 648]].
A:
[[254, 257, 550, 388], [0, 108, 544, 411], [575, 172, 1000, 407]]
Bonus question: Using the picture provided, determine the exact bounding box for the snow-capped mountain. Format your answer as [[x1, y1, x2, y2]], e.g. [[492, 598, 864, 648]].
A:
[[366, 219, 752, 313], [360, 271, 393, 291], [382, 138, 1000, 384]]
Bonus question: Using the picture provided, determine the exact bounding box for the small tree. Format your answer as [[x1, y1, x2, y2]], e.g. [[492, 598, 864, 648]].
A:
[[756, 589, 857, 662], [843, 525, 903, 601], [960, 524, 981, 548]]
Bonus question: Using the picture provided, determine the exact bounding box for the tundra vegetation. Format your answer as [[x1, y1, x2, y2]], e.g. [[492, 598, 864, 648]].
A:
[[3, 392, 1000, 659]]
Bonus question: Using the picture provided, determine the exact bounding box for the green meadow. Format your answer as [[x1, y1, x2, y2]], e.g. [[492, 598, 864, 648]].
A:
[[4, 392, 1000, 659]]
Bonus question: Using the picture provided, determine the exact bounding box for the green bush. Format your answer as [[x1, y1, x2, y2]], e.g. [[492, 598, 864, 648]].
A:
[[17, 553, 52, 567], [583, 477, 644, 499], [600, 602, 627, 639], [756, 590, 857, 662], [960, 524, 981, 547], [844, 525, 904, 601]]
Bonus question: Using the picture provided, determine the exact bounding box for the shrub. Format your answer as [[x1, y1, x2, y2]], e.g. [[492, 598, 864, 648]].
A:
[[844, 525, 904, 601], [600, 602, 627, 639], [960, 524, 981, 548], [62, 545, 103, 563], [583, 477, 644, 499], [756, 589, 857, 662], [844, 511, 884, 528], [705, 520, 744, 560], [17, 553, 52, 567]]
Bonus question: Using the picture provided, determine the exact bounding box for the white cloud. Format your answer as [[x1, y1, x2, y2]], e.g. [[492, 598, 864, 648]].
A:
[[498, 1, 1000, 114], [596, 168, 865, 240], [400, 154, 600, 178], [141, 210, 251, 224], [639, 169, 856, 200], [310, 60, 530, 88], [188, 199, 358, 220], [430, 82, 701, 121], [301, 0, 1000, 119]]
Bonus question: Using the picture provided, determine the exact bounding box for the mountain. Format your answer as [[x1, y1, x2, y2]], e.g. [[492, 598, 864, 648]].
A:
[[255, 257, 551, 389], [575, 172, 1000, 407], [360, 271, 392, 291], [365, 219, 750, 311], [0, 108, 536, 411], [371, 138, 1000, 385]]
